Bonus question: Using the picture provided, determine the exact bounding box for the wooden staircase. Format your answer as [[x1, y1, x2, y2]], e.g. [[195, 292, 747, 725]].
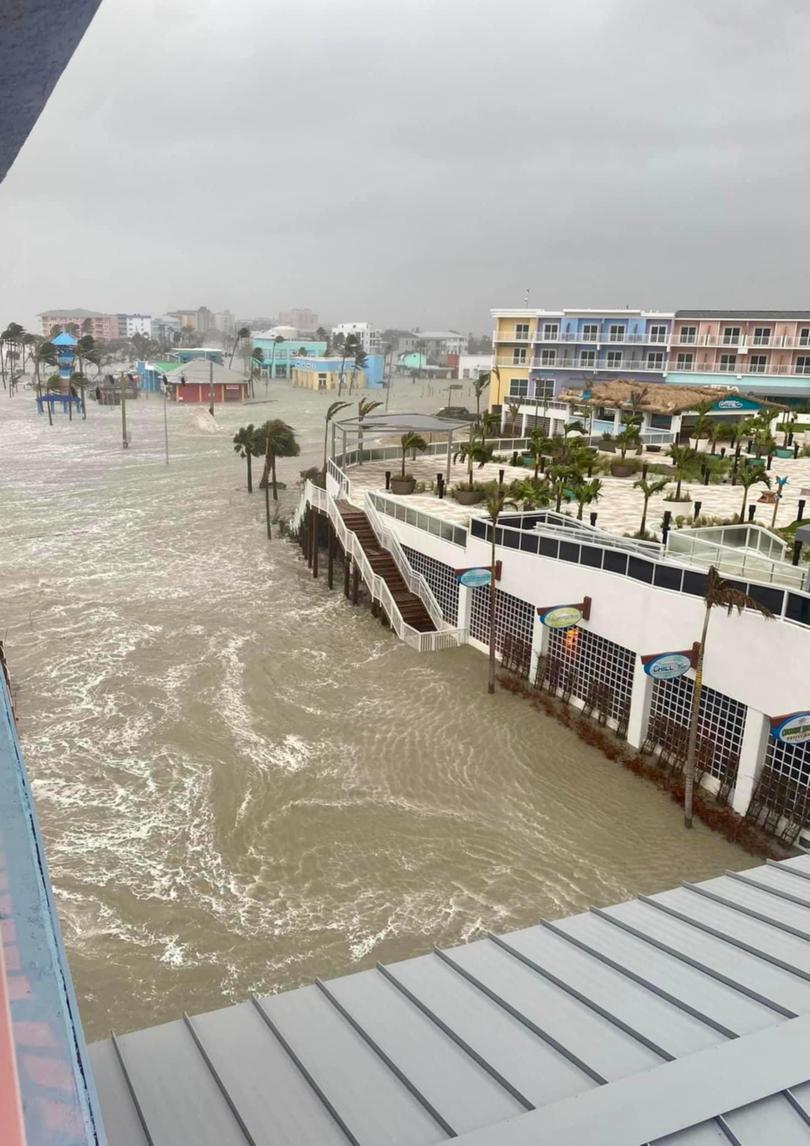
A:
[[337, 502, 436, 633]]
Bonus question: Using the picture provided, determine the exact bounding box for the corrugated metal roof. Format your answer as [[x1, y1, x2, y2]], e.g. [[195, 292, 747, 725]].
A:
[[90, 857, 810, 1145]]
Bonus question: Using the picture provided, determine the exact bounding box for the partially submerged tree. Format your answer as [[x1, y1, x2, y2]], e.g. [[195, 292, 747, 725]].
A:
[[233, 423, 259, 492], [256, 419, 300, 500]]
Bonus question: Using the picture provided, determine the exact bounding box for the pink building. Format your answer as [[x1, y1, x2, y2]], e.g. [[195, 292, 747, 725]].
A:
[[40, 309, 119, 341], [668, 310, 810, 380]]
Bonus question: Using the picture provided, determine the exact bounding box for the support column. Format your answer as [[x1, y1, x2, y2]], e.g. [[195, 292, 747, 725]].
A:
[[612, 408, 622, 434], [626, 657, 654, 749], [732, 709, 770, 816], [312, 513, 319, 578], [351, 562, 360, 605], [457, 583, 473, 635], [327, 524, 335, 589], [343, 553, 351, 598], [529, 609, 546, 682]]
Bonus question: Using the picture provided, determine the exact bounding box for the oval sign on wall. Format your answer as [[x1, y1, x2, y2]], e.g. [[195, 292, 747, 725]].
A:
[[540, 606, 582, 630], [643, 653, 692, 681], [772, 712, 810, 745], [459, 568, 491, 588]]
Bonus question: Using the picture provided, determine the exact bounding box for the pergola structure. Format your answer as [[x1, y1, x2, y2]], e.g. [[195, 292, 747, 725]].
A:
[[333, 412, 472, 482]]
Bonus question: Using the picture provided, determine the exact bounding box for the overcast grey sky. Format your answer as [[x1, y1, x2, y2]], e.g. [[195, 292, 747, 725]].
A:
[[2, 0, 810, 332]]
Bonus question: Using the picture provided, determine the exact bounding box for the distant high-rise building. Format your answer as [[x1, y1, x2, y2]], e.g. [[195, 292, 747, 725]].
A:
[[39, 309, 115, 339], [196, 306, 213, 334], [214, 309, 236, 337], [278, 307, 318, 331], [117, 313, 152, 339], [332, 321, 382, 355], [168, 310, 200, 331]]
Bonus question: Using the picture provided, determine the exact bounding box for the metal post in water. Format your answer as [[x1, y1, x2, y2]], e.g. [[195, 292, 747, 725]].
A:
[[208, 358, 215, 418], [162, 380, 169, 465], [120, 372, 128, 449]]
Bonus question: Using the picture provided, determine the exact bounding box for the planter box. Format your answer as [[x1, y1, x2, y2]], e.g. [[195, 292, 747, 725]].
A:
[[390, 477, 416, 495], [454, 489, 485, 506], [610, 463, 636, 478]]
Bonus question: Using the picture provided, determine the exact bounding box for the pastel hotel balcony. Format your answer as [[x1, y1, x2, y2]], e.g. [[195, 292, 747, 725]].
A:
[[529, 356, 667, 372], [672, 331, 810, 348], [536, 330, 670, 345]]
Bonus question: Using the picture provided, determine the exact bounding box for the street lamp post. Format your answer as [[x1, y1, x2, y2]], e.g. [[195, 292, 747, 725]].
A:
[[120, 372, 128, 449], [161, 375, 169, 464], [208, 357, 215, 417]]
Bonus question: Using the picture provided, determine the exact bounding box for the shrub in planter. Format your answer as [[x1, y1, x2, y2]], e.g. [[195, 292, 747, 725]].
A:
[[391, 431, 428, 494]]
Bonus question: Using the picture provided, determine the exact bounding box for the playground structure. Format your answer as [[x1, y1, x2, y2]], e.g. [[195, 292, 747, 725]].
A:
[[35, 392, 82, 415]]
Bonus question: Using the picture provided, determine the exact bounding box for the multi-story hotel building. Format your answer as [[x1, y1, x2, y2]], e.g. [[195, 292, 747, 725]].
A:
[[490, 307, 810, 410]]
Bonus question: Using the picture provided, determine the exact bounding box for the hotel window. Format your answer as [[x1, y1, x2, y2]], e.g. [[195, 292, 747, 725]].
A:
[[535, 379, 554, 400], [800, 327, 810, 347], [748, 355, 767, 374], [539, 349, 557, 365], [512, 347, 527, 365], [515, 322, 530, 340], [543, 322, 559, 341], [719, 353, 737, 372], [581, 323, 599, 342], [509, 378, 529, 396], [608, 324, 625, 342], [579, 350, 596, 367], [676, 353, 694, 371], [796, 357, 810, 375], [648, 324, 668, 344], [646, 351, 665, 369], [679, 325, 697, 344], [606, 351, 623, 368], [722, 326, 741, 345], [752, 326, 771, 346]]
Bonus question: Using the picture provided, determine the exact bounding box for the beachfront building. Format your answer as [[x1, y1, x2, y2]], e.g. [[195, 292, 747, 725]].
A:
[[164, 359, 248, 403], [458, 353, 492, 380], [491, 307, 810, 414], [412, 330, 469, 367], [252, 335, 327, 378], [290, 354, 384, 391], [667, 310, 810, 402]]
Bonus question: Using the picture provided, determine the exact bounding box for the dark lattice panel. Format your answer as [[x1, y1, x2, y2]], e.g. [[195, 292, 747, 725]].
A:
[[766, 736, 810, 789], [546, 627, 634, 723], [470, 586, 533, 652], [650, 677, 746, 780], [402, 545, 459, 625]]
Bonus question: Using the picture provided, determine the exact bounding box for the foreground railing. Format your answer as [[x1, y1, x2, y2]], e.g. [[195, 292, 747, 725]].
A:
[[298, 481, 467, 653], [364, 495, 446, 631], [367, 491, 468, 548]]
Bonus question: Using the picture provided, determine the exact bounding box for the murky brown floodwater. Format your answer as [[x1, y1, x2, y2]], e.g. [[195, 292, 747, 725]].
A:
[[0, 380, 750, 1040]]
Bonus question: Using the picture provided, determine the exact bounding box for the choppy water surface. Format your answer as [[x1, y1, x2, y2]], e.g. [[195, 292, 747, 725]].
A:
[[0, 383, 749, 1039]]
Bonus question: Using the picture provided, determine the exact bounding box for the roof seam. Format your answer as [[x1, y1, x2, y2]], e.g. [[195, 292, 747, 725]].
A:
[[313, 977, 458, 1138], [767, 859, 810, 884], [591, 908, 796, 1019], [110, 1032, 155, 1146], [181, 1012, 257, 1146], [486, 933, 674, 1061], [374, 961, 534, 1112], [727, 870, 810, 909], [686, 879, 810, 935], [537, 918, 739, 1040], [431, 946, 607, 1086], [249, 996, 360, 1146], [641, 893, 810, 982]]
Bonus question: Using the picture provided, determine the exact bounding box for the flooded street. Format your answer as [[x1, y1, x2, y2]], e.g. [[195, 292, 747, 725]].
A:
[[0, 382, 750, 1041]]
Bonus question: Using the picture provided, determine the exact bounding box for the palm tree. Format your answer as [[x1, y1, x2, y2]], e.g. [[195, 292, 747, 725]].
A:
[[268, 334, 285, 381], [667, 444, 696, 500], [471, 372, 490, 425], [69, 371, 89, 420], [338, 333, 359, 396], [33, 340, 57, 425], [1, 323, 24, 392], [480, 410, 499, 446], [571, 477, 603, 521], [454, 429, 493, 489], [21, 331, 37, 376], [737, 465, 770, 522], [323, 400, 351, 475], [233, 424, 258, 492], [229, 326, 250, 369], [527, 428, 550, 481], [683, 566, 773, 828], [356, 396, 382, 463], [689, 400, 714, 450], [485, 484, 517, 695], [250, 347, 263, 397], [399, 431, 428, 478], [633, 476, 669, 537], [506, 401, 521, 436], [256, 419, 300, 500], [349, 348, 368, 395]]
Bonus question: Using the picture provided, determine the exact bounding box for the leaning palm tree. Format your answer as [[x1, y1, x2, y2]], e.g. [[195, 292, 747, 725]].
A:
[[485, 484, 517, 695], [233, 423, 258, 492], [338, 333, 359, 396], [527, 428, 550, 481], [33, 340, 57, 424], [399, 431, 428, 478], [229, 326, 250, 369], [633, 476, 669, 537], [454, 429, 494, 490], [257, 419, 301, 500], [471, 372, 490, 425], [683, 566, 773, 828], [737, 465, 770, 523], [250, 347, 263, 397], [571, 477, 603, 521], [348, 349, 368, 394], [356, 396, 382, 464], [323, 400, 351, 475]]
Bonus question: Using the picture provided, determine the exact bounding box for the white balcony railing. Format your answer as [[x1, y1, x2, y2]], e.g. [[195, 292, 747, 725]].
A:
[[673, 332, 810, 349], [493, 331, 533, 343]]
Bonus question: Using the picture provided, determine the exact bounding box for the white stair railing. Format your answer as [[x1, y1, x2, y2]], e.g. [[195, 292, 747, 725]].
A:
[[297, 483, 468, 653], [364, 494, 447, 632]]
